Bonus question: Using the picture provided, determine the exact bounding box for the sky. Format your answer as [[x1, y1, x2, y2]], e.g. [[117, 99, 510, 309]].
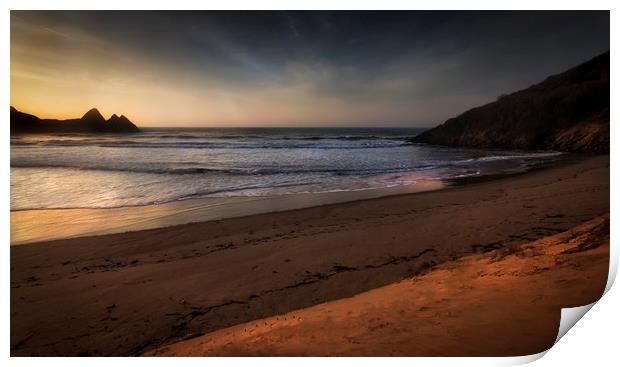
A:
[[10, 11, 610, 128]]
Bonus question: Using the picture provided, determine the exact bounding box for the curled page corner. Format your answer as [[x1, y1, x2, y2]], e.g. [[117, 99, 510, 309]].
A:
[[510, 303, 599, 365], [555, 302, 597, 344], [604, 237, 618, 294], [551, 249, 615, 347], [506, 350, 548, 365], [523, 241, 615, 362], [550, 221, 617, 349]]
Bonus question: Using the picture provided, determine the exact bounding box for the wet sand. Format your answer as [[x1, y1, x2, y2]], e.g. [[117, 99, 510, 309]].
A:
[[149, 214, 610, 357], [11, 180, 444, 245], [10, 156, 609, 356]]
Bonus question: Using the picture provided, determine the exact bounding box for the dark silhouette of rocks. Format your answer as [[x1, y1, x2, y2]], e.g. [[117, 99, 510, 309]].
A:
[[10, 107, 140, 134], [411, 52, 609, 153], [107, 114, 138, 132]]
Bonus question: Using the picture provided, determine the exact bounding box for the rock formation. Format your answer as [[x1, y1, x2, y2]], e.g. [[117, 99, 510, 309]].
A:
[[411, 52, 609, 153], [10, 107, 140, 134]]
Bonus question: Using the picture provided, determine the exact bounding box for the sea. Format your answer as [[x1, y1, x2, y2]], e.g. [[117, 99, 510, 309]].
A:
[[10, 128, 564, 211]]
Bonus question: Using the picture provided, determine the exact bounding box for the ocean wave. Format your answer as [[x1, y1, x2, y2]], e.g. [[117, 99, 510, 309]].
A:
[[454, 152, 563, 164], [99, 141, 411, 149], [10, 180, 321, 211], [10, 133, 413, 149], [151, 133, 409, 141], [10, 150, 561, 177], [11, 140, 412, 150], [10, 162, 439, 177]]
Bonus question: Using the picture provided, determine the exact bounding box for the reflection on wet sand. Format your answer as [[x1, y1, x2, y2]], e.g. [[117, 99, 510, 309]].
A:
[[11, 180, 444, 245]]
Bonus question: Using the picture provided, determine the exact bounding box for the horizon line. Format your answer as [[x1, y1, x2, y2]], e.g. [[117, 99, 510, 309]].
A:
[[138, 125, 434, 129]]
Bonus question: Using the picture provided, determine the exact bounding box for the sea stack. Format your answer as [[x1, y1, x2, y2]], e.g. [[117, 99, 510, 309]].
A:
[[107, 114, 141, 133], [10, 107, 141, 134]]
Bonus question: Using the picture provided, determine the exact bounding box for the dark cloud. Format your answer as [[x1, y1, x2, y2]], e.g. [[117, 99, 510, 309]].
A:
[[11, 10, 609, 127]]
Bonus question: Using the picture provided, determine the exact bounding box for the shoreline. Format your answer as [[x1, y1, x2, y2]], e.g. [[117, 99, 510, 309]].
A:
[[11, 155, 610, 356], [11, 180, 445, 245], [10, 153, 573, 246]]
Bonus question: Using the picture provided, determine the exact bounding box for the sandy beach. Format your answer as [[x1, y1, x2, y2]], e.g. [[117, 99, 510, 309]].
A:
[[150, 214, 609, 357], [10, 155, 609, 356]]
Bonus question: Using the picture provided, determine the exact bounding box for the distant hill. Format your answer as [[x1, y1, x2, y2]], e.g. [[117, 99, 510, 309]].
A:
[[411, 52, 609, 153], [10, 107, 140, 134]]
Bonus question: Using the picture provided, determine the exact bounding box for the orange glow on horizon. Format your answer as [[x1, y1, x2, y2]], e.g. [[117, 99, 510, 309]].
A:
[[9, 12, 488, 128]]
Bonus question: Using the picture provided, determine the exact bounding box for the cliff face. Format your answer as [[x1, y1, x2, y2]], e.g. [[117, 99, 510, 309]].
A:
[[10, 107, 140, 134], [411, 52, 610, 153]]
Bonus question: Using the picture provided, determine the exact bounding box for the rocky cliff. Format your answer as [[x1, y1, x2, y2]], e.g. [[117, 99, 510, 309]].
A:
[[411, 52, 609, 153]]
